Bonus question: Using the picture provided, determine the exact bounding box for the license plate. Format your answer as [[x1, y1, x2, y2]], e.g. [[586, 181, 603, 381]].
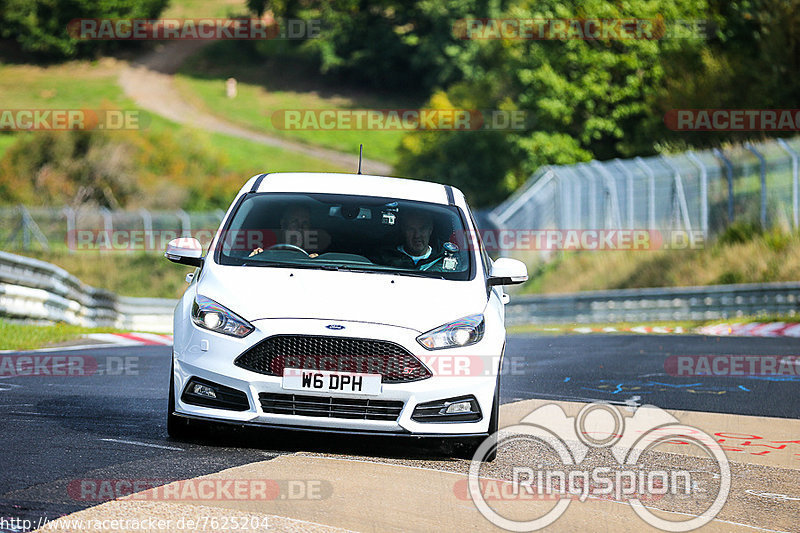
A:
[[282, 368, 382, 396]]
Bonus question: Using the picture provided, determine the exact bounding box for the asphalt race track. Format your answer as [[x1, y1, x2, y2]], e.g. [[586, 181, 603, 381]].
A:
[[504, 334, 800, 419], [1, 334, 798, 531]]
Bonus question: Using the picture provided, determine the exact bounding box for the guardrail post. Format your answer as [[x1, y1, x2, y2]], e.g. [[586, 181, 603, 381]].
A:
[[635, 157, 656, 230], [745, 143, 768, 228], [712, 148, 735, 224], [687, 151, 709, 237], [776, 139, 799, 229]]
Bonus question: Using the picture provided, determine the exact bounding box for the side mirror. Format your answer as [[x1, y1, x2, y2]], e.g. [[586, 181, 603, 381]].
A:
[[487, 257, 528, 286], [165, 238, 203, 267]]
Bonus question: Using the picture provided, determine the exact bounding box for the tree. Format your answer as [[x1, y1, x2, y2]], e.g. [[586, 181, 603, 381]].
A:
[[0, 0, 168, 58]]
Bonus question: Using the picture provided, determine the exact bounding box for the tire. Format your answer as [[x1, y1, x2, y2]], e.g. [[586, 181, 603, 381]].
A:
[[167, 361, 194, 440]]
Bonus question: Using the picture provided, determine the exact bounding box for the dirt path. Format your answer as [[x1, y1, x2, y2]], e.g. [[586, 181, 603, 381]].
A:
[[118, 41, 392, 175]]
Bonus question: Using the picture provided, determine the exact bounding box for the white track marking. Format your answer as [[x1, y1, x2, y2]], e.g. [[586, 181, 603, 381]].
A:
[[99, 438, 183, 451]]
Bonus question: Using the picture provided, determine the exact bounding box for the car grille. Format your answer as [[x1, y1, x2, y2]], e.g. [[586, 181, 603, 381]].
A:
[[259, 393, 404, 421], [234, 335, 432, 383]]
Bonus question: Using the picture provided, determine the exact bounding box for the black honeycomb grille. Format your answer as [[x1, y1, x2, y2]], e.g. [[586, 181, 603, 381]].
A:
[[234, 335, 432, 383]]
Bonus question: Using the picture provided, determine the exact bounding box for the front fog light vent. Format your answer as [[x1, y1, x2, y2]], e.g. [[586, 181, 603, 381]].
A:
[[192, 383, 217, 398], [445, 401, 473, 414], [181, 377, 250, 411], [411, 395, 482, 422]]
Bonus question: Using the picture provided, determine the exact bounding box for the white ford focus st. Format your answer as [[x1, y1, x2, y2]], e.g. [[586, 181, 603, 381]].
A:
[[165, 172, 527, 459]]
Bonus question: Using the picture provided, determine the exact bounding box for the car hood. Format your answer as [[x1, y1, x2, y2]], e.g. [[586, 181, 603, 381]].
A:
[[197, 264, 487, 333]]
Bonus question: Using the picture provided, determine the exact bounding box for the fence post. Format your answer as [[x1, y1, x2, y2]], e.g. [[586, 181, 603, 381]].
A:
[[660, 156, 695, 246], [577, 163, 597, 229], [687, 151, 709, 237], [745, 143, 767, 228], [776, 139, 799, 229], [613, 159, 635, 228], [635, 157, 656, 230], [177, 209, 192, 238], [712, 148, 735, 224], [63, 207, 75, 253], [139, 208, 154, 252], [590, 161, 623, 229], [100, 207, 113, 254]]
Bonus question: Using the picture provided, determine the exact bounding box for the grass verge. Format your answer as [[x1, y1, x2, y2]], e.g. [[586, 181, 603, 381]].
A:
[[507, 315, 799, 335], [0, 319, 126, 351], [518, 227, 800, 295], [175, 41, 419, 166]]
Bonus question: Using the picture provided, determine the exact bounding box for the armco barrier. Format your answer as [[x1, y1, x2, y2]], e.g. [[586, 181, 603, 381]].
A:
[[3, 250, 799, 330], [0, 251, 176, 333], [505, 281, 800, 325]]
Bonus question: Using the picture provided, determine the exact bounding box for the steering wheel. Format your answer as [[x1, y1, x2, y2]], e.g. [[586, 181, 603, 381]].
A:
[[267, 243, 310, 256]]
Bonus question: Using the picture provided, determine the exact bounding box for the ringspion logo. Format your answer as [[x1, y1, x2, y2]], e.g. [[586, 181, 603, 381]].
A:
[[468, 402, 730, 531]]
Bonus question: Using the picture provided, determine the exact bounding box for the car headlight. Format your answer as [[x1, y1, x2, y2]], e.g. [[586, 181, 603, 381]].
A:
[[191, 295, 254, 337], [416, 314, 485, 350]]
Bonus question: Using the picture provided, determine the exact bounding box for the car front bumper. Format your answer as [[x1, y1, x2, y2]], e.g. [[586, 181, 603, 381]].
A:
[[172, 318, 502, 436]]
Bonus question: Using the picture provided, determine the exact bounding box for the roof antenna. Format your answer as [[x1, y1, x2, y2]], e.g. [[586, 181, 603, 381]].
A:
[[357, 144, 363, 174]]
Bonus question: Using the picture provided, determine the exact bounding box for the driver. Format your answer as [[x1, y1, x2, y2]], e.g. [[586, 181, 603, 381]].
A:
[[249, 205, 320, 258], [372, 209, 444, 269]]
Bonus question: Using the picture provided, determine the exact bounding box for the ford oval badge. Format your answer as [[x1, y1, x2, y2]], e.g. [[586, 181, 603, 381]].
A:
[[325, 324, 345, 330]]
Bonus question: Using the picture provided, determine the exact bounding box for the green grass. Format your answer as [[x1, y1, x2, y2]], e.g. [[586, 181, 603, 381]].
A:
[[0, 319, 126, 351], [0, 58, 349, 207], [507, 315, 800, 335], [0, 134, 16, 158], [516, 228, 800, 295], [0, 59, 127, 109], [175, 41, 419, 165], [162, 0, 249, 18]]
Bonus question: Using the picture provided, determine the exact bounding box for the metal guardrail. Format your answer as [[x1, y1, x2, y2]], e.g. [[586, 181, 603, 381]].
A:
[[0, 251, 176, 333], [3, 249, 798, 331], [505, 282, 800, 325]]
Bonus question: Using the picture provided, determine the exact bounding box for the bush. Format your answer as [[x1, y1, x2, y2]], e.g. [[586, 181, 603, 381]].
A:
[[0, 127, 241, 209], [715, 221, 763, 246]]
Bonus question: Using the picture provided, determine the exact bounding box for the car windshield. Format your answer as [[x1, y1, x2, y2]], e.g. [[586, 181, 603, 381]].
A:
[[216, 192, 473, 281]]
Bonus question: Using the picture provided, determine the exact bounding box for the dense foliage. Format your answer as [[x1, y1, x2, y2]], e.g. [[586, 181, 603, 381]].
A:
[[259, 0, 799, 206], [0, 0, 168, 57]]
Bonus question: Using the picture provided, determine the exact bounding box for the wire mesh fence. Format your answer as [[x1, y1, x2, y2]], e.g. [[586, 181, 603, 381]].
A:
[[488, 136, 800, 262], [0, 206, 226, 253]]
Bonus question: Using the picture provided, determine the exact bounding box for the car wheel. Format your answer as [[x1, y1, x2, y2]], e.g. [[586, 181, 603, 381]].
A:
[[167, 361, 194, 440]]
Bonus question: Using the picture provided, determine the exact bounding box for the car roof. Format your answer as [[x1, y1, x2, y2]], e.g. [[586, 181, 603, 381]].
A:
[[248, 172, 452, 205]]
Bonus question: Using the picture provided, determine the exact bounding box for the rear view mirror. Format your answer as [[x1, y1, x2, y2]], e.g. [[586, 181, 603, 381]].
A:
[[165, 238, 203, 267], [487, 257, 528, 286]]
